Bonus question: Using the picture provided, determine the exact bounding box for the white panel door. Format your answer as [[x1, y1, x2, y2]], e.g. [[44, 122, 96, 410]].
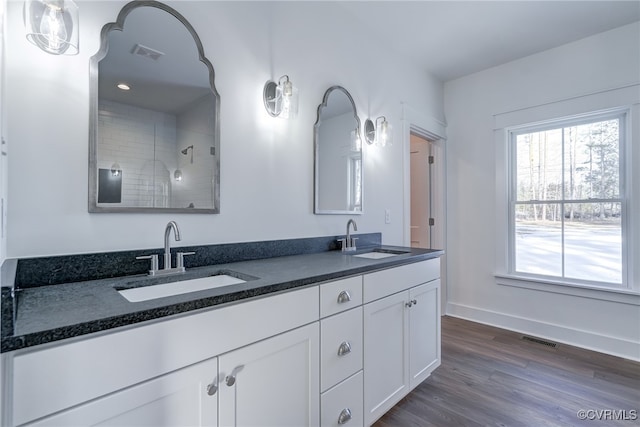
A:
[[24, 356, 219, 427], [363, 291, 409, 426], [218, 323, 320, 427], [409, 280, 441, 389]]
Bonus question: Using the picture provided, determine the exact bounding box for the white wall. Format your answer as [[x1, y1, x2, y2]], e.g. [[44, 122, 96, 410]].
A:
[[444, 22, 640, 360], [4, 0, 443, 257]]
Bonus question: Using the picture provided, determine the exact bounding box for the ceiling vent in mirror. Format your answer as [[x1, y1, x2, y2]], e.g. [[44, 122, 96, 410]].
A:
[[130, 43, 165, 60]]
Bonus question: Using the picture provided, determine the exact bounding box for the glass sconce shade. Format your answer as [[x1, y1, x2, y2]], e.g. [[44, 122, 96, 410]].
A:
[[174, 169, 183, 181], [24, 0, 79, 55], [364, 116, 392, 147], [377, 117, 392, 147], [110, 162, 121, 177], [263, 75, 299, 119]]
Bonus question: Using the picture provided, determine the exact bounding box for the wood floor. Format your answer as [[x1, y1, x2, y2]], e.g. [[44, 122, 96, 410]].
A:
[[373, 316, 640, 427]]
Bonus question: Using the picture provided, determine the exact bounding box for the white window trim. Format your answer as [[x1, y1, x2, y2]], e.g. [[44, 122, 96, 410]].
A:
[[493, 84, 639, 301]]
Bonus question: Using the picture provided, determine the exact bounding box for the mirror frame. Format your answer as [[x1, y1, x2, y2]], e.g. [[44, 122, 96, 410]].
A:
[[313, 85, 363, 215], [88, 0, 220, 213]]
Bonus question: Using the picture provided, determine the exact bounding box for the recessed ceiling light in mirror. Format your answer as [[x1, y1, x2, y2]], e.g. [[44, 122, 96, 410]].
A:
[[116, 83, 131, 91]]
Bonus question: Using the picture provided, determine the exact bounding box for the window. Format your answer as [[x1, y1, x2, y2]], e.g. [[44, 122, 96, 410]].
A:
[[509, 111, 627, 287]]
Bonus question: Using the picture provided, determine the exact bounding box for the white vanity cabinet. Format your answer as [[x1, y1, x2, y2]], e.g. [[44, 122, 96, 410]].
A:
[[8, 286, 320, 427], [4, 256, 441, 427], [362, 259, 441, 426]]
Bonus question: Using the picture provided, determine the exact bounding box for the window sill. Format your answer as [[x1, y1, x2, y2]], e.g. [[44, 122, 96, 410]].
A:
[[495, 274, 640, 306]]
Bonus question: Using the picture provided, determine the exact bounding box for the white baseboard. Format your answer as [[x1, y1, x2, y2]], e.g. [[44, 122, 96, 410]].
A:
[[445, 302, 640, 362]]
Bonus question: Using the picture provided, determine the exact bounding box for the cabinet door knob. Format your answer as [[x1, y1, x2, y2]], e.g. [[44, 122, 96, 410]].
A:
[[337, 341, 352, 357], [405, 301, 413, 308], [411, 299, 418, 305], [337, 290, 352, 304], [225, 365, 244, 387], [338, 408, 352, 424], [225, 375, 236, 387], [206, 381, 218, 396]]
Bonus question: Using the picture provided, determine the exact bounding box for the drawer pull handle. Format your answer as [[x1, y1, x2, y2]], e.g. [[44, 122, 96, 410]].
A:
[[337, 290, 352, 304], [338, 408, 352, 424], [337, 341, 352, 357], [206, 381, 218, 396]]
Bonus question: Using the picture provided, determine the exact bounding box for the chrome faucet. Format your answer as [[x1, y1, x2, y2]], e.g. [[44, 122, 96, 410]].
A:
[[340, 219, 358, 252], [136, 221, 195, 276], [164, 221, 181, 270]]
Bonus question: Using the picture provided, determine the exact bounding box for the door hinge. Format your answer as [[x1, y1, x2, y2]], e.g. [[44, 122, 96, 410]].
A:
[[428, 218, 435, 226], [428, 155, 434, 164]]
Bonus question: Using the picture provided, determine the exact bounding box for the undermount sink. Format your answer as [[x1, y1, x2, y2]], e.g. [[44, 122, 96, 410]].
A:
[[118, 273, 248, 302], [352, 249, 409, 259]]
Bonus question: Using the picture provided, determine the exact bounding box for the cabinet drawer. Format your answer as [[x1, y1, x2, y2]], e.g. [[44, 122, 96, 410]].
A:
[[320, 307, 363, 392], [321, 371, 364, 427], [320, 276, 362, 318], [363, 259, 439, 303]]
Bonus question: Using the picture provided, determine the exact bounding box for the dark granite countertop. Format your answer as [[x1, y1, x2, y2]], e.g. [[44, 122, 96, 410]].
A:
[[1, 235, 442, 353]]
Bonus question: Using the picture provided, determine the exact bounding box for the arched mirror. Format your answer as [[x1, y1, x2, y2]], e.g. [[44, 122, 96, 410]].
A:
[[89, 1, 220, 213], [314, 86, 363, 214]]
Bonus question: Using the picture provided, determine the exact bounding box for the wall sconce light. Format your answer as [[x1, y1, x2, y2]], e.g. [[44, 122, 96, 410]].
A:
[[110, 162, 121, 177], [174, 170, 183, 181], [24, 0, 79, 55], [364, 116, 392, 147], [263, 75, 299, 119]]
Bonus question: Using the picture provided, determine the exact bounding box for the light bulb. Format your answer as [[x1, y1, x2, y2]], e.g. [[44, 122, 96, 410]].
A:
[[40, 2, 67, 52], [283, 79, 293, 97], [24, 0, 78, 55]]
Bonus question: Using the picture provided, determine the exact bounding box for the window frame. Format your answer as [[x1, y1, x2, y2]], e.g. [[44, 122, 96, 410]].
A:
[[506, 109, 630, 289]]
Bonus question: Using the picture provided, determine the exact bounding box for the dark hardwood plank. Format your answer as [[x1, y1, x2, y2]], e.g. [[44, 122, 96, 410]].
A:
[[373, 316, 640, 427]]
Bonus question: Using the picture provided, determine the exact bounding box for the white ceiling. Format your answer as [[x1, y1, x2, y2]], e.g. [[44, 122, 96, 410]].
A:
[[336, 1, 640, 81]]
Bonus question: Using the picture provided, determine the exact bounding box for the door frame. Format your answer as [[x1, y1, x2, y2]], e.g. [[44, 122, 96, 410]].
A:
[[401, 103, 447, 313]]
